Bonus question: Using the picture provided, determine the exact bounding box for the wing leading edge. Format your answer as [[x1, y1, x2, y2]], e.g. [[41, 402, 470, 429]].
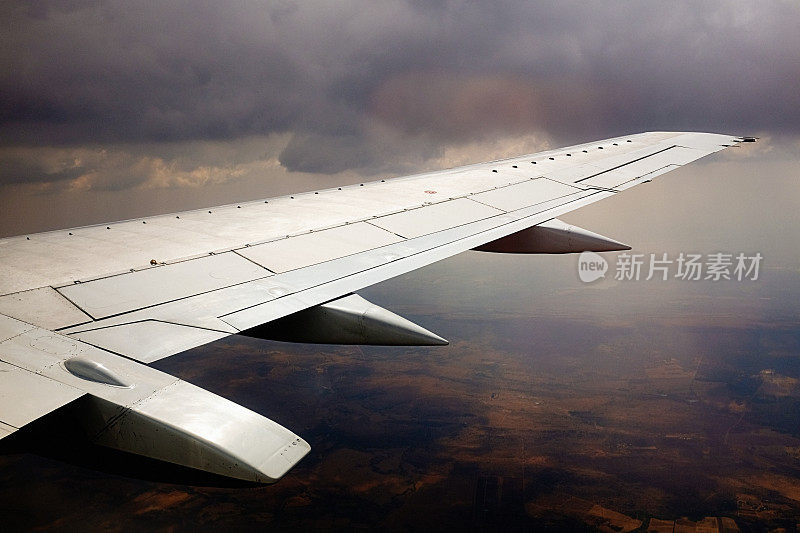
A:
[[0, 131, 750, 482]]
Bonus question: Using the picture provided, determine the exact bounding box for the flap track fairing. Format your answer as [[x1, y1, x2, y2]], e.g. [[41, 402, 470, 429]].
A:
[[242, 294, 448, 346], [473, 218, 630, 254]]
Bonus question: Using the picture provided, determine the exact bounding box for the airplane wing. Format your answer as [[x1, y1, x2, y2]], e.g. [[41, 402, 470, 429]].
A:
[[0, 131, 752, 482]]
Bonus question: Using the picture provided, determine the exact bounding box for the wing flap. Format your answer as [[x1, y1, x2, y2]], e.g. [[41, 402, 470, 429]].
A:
[[57, 252, 271, 320], [70, 320, 230, 363], [470, 177, 582, 211], [238, 222, 403, 274], [0, 287, 91, 331], [0, 360, 84, 435], [369, 198, 503, 239]]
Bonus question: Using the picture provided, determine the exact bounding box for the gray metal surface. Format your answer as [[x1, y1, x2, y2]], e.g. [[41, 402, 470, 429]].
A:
[[0, 360, 84, 430], [470, 178, 581, 212], [0, 421, 15, 439], [57, 130, 733, 349], [218, 189, 614, 331], [88, 381, 310, 483], [579, 146, 706, 189], [238, 222, 403, 273], [370, 198, 503, 239], [0, 287, 91, 330], [0, 131, 729, 300], [0, 312, 35, 341], [57, 252, 270, 320], [70, 320, 229, 363], [0, 131, 744, 480], [0, 314, 308, 481]]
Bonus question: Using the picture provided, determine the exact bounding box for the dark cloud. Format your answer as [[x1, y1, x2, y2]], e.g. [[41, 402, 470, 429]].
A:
[[1, 1, 799, 182], [277, 128, 442, 175], [279, 132, 384, 175], [0, 154, 86, 185]]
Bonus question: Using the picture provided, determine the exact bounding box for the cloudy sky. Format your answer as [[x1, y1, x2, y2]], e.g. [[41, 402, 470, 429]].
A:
[[1, 5, 799, 521], [1, 1, 799, 236]]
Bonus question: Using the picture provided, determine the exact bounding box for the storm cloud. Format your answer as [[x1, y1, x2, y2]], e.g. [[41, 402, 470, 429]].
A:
[[1, 1, 799, 186]]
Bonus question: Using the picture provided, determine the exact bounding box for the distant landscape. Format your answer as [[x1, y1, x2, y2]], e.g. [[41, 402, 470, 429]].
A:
[[1, 252, 798, 531]]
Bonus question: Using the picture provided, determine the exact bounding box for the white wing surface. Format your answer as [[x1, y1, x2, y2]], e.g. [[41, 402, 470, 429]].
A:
[[0, 131, 750, 482]]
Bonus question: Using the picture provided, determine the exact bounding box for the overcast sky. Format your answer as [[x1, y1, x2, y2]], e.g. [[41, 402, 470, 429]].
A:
[[1, 1, 799, 235]]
